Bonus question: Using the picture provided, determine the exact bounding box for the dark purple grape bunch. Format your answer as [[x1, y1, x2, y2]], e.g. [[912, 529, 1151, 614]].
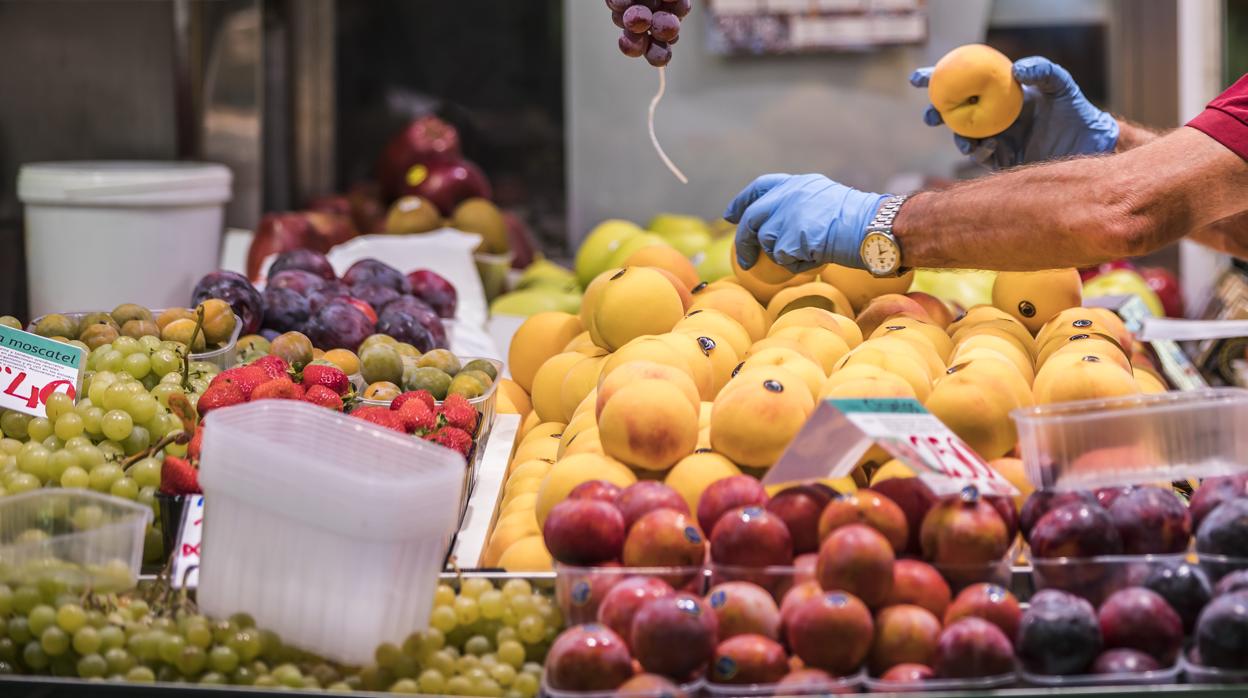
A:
[[608, 0, 690, 67]]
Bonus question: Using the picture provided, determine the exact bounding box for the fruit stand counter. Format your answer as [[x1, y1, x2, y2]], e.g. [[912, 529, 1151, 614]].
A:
[[2, 673, 1246, 696]]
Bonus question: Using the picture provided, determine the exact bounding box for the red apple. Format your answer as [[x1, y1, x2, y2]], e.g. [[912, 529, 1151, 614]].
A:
[[785, 591, 874, 676], [377, 115, 463, 202], [616, 481, 690, 530], [569, 480, 624, 504], [709, 634, 789, 685], [1141, 266, 1183, 317], [710, 506, 794, 568], [400, 158, 492, 217], [630, 593, 718, 681], [543, 499, 626, 566], [545, 624, 635, 691], [597, 576, 674, 648], [705, 581, 782, 641], [766, 484, 832, 554], [622, 509, 706, 577], [697, 475, 769, 535]]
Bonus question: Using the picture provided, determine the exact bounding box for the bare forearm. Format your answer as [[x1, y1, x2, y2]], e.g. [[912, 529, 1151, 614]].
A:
[[1115, 118, 1165, 151], [1190, 210, 1248, 258], [895, 127, 1248, 270]]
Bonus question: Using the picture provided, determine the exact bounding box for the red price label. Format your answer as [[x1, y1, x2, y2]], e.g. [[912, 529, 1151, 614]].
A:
[[907, 434, 1003, 483], [1, 365, 75, 409]]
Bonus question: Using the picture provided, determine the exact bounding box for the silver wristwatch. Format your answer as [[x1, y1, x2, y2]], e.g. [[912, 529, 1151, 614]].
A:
[[860, 194, 909, 278]]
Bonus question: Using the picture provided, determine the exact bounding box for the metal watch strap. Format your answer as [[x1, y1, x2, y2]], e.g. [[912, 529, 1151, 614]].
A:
[[866, 194, 908, 236]]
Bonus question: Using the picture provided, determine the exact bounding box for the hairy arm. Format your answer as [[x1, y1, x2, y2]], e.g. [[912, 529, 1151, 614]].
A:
[[1114, 118, 1164, 151], [894, 127, 1248, 270]]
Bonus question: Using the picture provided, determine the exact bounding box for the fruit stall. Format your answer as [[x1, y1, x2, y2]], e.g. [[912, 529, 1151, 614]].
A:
[[4, 1, 1248, 696]]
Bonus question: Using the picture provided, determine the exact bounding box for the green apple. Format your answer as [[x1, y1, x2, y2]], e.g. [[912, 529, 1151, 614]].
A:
[[574, 219, 643, 287], [490, 289, 582, 317], [648, 213, 710, 237], [605, 233, 669, 270], [517, 259, 578, 291], [910, 269, 996, 311], [696, 235, 734, 282], [662, 229, 712, 258], [1083, 270, 1164, 317]]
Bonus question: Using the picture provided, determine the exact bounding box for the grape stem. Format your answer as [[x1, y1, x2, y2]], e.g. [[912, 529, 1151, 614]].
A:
[[179, 306, 206, 393], [649, 66, 688, 184]]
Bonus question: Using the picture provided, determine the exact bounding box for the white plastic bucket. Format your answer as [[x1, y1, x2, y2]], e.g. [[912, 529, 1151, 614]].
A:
[[18, 161, 232, 317]]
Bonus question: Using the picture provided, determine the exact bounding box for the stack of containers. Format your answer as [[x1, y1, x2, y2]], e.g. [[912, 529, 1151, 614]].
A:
[[195, 401, 464, 665]]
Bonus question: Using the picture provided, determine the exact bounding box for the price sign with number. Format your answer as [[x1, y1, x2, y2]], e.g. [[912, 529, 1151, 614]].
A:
[[0, 325, 84, 418], [172, 495, 204, 589], [764, 398, 1017, 497]]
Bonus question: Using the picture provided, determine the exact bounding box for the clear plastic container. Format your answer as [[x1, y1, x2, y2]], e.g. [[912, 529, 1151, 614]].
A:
[[932, 555, 1015, 593], [0, 490, 151, 593], [196, 400, 466, 665], [707, 563, 806, 604], [554, 564, 708, 625], [1182, 650, 1248, 684], [864, 671, 1017, 692], [1029, 553, 1188, 606], [28, 308, 243, 369], [1195, 552, 1248, 583], [542, 674, 704, 698], [352, 356, 504, 521], [1012, 388, 1248, 490], [1019, 660, 1181, 687], [705, 669, 863, 696]]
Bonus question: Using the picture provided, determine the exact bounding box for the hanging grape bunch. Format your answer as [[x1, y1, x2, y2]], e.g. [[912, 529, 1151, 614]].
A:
[[607, 0, 692, 68]]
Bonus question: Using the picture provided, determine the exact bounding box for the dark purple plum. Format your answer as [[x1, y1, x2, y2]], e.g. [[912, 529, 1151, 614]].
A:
[[380, 299, 447, 347], [1196, 591, 1248, 668], [341, 258, 410, 294], [268, 249, 336, 281], [1215, 569, 1248, 597], [1143, 561, 1212, 633], [304, 298, 375, 351], [1107, 486, 1191, 554], [350, 283, 402, 312], [1030, 502, 1123, 559], [268, 269, 326, 296], [1196, 498, 1248, 580], [376, 312, 438, 353], [262, 287, 311, 333], [307, 280, 351, 313], [1098, 587, 1183, 664], [192, 270, 265, 335], [1191, 475, 1248, 531], [1020, 490, 1100, 543], [1016, 589, 1101, 675], [1095, 486, 1135, 510], [1091, 648, 1162, 674], [406, 269, 458, 318]]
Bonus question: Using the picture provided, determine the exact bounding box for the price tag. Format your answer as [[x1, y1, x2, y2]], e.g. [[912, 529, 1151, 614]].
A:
[[171, 495, 204, 589], [0, 325, 84, 418], [764, 398, 1017, 496]]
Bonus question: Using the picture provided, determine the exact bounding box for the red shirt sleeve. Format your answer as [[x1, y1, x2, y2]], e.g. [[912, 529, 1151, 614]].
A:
[[1188, 74, 1248, 160]]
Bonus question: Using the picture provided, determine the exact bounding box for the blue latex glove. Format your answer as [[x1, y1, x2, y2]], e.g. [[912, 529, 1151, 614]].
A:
[[910, 56, 1119, 169], [724, 174, 889, 273]]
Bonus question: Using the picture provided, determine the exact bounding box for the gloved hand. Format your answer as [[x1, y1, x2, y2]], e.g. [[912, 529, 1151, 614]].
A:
[[724, 173, 888, 273], [910, 56, 1119, 169]]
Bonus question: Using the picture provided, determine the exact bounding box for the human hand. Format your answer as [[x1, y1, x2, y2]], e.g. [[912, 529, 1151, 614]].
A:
[[911, 56, 1119, 169], [723, 173, 889, 273]]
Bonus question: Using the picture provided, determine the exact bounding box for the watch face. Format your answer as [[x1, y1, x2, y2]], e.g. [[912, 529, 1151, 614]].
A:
[[862, 233, 899, 275]]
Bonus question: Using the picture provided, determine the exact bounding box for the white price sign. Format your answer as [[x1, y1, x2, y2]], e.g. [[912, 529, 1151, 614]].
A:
[[0, 325, 84, 417], [765, 398, 1017, 496], [171, 495, 204, 589]]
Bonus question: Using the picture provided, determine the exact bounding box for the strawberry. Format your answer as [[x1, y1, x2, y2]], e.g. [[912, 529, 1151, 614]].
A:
[[391, 390, 435, 412], [304, 385, 344, 411], [302, 364, 350, 396], [428, 426, 472, 457], [438, 395, 478, 432], [210, 365, 270, 400], [396, 399, 436, 434], [160, 456, 201, 495], [251, 354, 290, 380], [197, 383, 245, 417], [250, 377, 305, 401], [187, 425, 205, 461], [355, 408, 407, 433]]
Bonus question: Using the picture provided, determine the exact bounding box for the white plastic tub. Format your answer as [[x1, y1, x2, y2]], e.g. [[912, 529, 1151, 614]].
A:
[[196, 400, 465, 665], [19, 161, 232, 317]]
